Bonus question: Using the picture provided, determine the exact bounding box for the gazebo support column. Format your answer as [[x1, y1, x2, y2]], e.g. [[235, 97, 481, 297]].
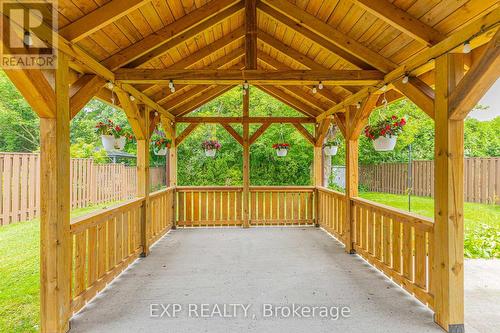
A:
[[137, 107, 151, 256], [40, 53, 71, 333], [432, 53, 465, 333], [344, 106, 359, 254], [242, 91, 250, 228]]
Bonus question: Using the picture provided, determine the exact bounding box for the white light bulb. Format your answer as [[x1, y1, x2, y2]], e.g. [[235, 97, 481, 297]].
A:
[[129, 95, 135, 101], [463, 41, 471, 54], [243, 81, 249, 89], [356, 102, 361, 109], [168, 80, 174, 89], [318, 81, 323, 90], [170, 86, 176, 93], [23, 31, 33, 46], [312, 86, 317, 94], [402, 75, 409, 84], [106, 82, 114, 89]]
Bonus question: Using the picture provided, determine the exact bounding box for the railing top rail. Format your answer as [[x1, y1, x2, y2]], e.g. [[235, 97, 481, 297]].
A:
[[176, 186, 243, 191], [70, 197, 145, 233], [249, 186, 315, 192], [150, 186, 175, 199], [351, 196, 434, 230], [316, 186, 346, 197]]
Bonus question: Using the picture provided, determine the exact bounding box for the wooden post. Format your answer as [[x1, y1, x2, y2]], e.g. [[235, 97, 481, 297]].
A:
[[242, 91, 250, 228], [40, 53, 71, 333], [432, 53, 465, 333], [169, 122, 177, 229], [313, 142, 322, 227], [137, 106, 151, 256], [345, 106, 359, 254]]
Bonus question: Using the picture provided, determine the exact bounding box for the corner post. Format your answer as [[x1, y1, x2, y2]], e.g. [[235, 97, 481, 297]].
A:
[[168, 121, 177, 229], [242, 91, 250, 228], [345, 106, 359, 254], [432, 53, 465, 333], [313, 138, 323, 227], [40, 53, 71, 333], [137, 106, 151, 256]]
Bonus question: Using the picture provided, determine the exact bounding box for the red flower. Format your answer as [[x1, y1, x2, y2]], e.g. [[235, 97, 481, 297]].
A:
[[400, 118, 406, 126], [391, 115, 397, 120]]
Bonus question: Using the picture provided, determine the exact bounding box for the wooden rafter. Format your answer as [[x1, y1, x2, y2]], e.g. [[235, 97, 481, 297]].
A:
[[256, 85, 320, 117], [3, 69, 55, 118], [59, 0, 151, 42], [245, 0, 257, 69], [126, 2, 244, 68], [249, 123, 271, 145], [70, 75, 106, 119], [350, 0, 445, 46], [292, 123, 315, 145], [257, 2, 373, 70], [171, 86, 235, 117], [449, 29, 500, 120], [175, 123, 199, 146], [260, 0, 397, 73], [221, 123, 244, 145], [393, 77, 435, 119], [333, 113, 347, 138], [115, 69, 383, 85], [161, 85, 212, 110], [101, 0, 240, 70]]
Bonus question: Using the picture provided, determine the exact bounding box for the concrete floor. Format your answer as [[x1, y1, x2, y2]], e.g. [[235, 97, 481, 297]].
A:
[[71, 227, 443, 333]]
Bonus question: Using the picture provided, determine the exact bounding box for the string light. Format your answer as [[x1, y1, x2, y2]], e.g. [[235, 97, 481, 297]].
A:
[[106, 81, 114, 89], [463, 41, 471, 54], [312, 85, 317, 94], [318, 81, 324, 90], [356, 101, 361, 109], [129, 95, 135, 102], [168, 80, 174, 89], [243, 80, 249, 89], [402, 75, 409, 84], [23, 31, 33, 47]]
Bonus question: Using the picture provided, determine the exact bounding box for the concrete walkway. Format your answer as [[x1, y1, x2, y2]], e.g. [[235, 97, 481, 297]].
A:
[[71, 227, 444, 333]]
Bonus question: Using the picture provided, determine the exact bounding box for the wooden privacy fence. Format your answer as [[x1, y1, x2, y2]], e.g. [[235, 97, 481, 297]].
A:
[[0, 153, 166, 225], [359, 157, 500, 204], [316, 186, 434, 310]]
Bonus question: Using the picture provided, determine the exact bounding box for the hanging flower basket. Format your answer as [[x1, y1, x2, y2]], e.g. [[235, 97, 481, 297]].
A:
[[152, 137, 171, 156], [273, 143, 290, 157], [364, 116, 406, 152], [95, 120, 115, 151], [323, 137, 341, 156], [101, 135, 115, 151], [114, 136, 126, 150], [201, 140, 221, 157]]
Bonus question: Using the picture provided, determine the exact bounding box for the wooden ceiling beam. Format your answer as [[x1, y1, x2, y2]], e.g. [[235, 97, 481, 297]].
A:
[[175, 123, 199, 146], [115, 69, 383, 85], [59, 0, 151, 42], [257, 2, 373, 70], [257, 52, 344, 104], [126, 3, 244, 68], [280, 86, 332, 111], [350, 0, 445, 46], [69, 75, 106, 119], [449, 29, 500, 120], [245, 0, 257, 69], [249, 123, 271, 145], [256, 85, 320, 117], [102, 0, 241, 70], [260, 0, 397, 73]]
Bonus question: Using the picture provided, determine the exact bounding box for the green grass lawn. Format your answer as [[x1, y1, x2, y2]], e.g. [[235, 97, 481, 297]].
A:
[[360, 192, 500, 259], [0, 203, 119, 333]]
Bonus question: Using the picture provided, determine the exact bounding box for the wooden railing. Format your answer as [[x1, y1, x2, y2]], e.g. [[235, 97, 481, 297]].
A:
[[176, 186, 243, 227], [249, 186, 315, 225], [317, 187, 346, 240], [149, 187, 175, 244], [69, 187, 174, 314], [350, 197, 434, 309]]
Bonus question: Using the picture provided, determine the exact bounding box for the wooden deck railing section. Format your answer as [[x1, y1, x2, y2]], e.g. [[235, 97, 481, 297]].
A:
[[69, 187, 174, 314], [317, 187, 346, 241], [350, 197, 434, 309], [250, 186, 315, 226]]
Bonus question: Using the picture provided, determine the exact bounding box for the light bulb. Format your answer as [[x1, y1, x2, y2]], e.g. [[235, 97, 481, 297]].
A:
[[356, 102, 361, 109], [463, 41, 471, 54], [312, 86, 317, 94], [168, 80, 174, 89], [170, 86, 176, 93], [318, 81, 323, 90], [129, 95, 135, 101], [23, 31, 33, 46], [243, 80, 249, 89], [106, 82, 114, 89], [402, 75, 409, 84]]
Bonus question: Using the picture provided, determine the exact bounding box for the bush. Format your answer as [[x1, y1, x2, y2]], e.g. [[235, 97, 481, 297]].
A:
[[464, 224, 500, 259]]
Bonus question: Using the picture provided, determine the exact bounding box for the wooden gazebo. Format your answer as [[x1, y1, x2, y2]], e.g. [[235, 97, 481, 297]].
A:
[[1, 0, 499, 332]]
